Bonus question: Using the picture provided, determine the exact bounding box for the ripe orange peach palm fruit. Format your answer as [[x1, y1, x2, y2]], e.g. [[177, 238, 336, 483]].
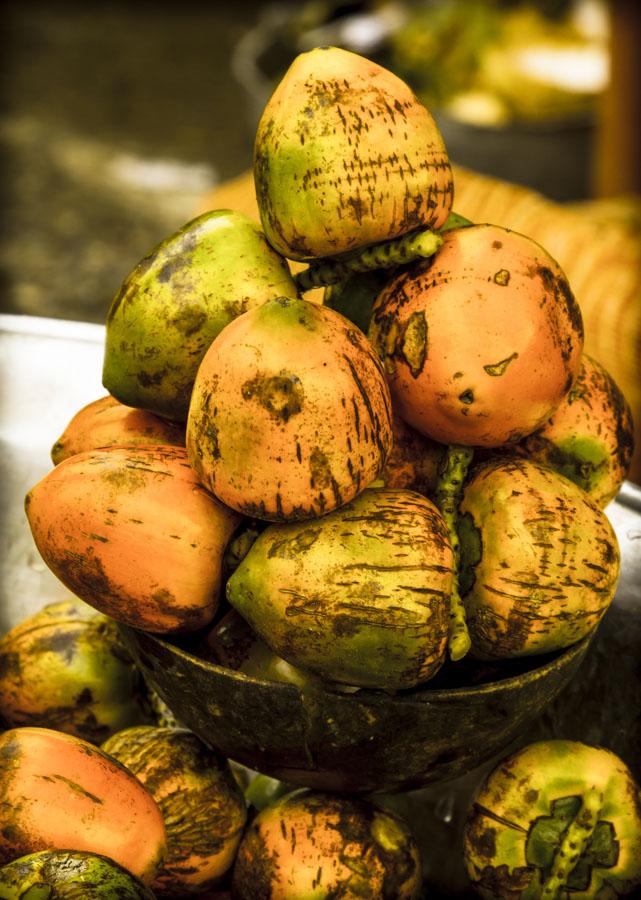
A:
[[187, 296, 393, 521], [51, 395, 185, 465], [0, 727, 166, 883], [369, 223, 584, 448], [25, 445, 241, 632]]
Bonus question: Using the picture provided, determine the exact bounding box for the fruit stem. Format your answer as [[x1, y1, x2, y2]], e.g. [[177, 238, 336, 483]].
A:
[[435, 445, 473, 661], [540, 786, 603, 898], [294, 229, 443, 292]]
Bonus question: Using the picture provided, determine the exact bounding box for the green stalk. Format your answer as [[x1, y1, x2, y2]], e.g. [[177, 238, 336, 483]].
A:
[[435, 445, 473, 661], [540, 787, 604, 898], [294, 228, 443, 293]]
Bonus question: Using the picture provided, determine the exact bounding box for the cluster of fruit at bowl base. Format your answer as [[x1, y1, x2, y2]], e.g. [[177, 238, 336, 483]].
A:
[[6, 44, 639, 898]]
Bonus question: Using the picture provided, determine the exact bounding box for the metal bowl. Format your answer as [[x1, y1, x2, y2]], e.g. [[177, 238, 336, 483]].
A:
[[120, 625, 591, 794]]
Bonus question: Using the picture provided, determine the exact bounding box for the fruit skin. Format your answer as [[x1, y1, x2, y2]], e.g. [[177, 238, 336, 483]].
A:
[[0, 850, 156, 898], [458, 458, 620, 659], [24, 445, 241, 633], [509, 354, 634, 508], [187, 296, 393, 521], [231, 789, 422, 899], [254, 46, 453, 262], [102, 209, 298, 422], [368, 224, 584, 447], [0, 598, 151, 743], [101, 726, 247, 897], [226, 487, 452, 690], [51, 394, 185, 464], [463, 740, 641, 899], [0, 727, 166, 883], [379, 414, 445, 500]]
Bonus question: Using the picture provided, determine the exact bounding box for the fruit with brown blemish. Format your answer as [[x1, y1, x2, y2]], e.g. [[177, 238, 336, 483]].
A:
[[0, 598, 151, 743], [0, 850, 157, 898], [0, 727, 166, 883], [254, 45, 453, 262], [368, 224, 584, 447], [102, 209, 298, 422], [463, 740, 641, 898], [24, 445, 241, 633], [226, 487, 452, 689], [186, 296, 393, 521], [458, 457, 620, 659], [101, 726, 247, 896], [509, 354, 634, 508], [51, 394, 185, 464], [231, 789, 423, 899]]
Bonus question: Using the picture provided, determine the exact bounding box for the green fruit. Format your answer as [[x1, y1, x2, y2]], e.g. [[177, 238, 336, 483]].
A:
[[0, 850, 156, 899], [101, 726, 247, 896], [0, 599, 151, 743], [458, 458, 620, 659], [226, 488, 452, 689], [254, 46, 453, 261], [463, 740, 641, 899], [102, 209, 298, 421]]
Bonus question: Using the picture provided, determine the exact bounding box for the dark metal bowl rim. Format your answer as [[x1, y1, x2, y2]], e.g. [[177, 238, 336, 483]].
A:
[[123, 625, 592, 705]]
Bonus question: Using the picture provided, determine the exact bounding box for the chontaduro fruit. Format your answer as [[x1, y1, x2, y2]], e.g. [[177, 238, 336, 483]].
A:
[[368, 223, 584, 448], [463, 740, 641, 898], [226, 487, 452, 690], [186, 296, 393, 521], [102, 726, 247, 896], [231, 789, 423, 899], [457, 457, 620, 659], [254, 46, 453, 262]]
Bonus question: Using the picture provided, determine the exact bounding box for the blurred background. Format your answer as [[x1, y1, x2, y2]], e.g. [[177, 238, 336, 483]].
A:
[[1, 0, 639, 325]]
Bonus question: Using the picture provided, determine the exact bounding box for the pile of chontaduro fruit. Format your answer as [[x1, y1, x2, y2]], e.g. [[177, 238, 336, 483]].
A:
[[25, 46, 632, 695], [11, 43, 640, 900]]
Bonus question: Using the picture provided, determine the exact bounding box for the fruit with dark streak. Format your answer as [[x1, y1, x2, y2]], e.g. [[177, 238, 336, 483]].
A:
[[231, 789, 422, 899], [51, 394, 185, 464], [102, 726, 247, 896], [226, 487, 452, 689], [368, 224, 584, 447], [186, 296, 393, 521], [0, 850, 156, 898], [508, 354, 634, 508], [254, 46, 453, 261], [0, 727, 166, 882], [458, 458, 620, 659], [463, 740, 641, 898], [0, 598, 151, 743], [24, 445, 241, 633], [102, 209, 297, 422]]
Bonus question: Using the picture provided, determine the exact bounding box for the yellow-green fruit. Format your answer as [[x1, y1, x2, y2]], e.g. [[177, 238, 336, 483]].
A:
[[0, 598, 151, 743], [254, 46, 453, 261], [103, 209, 298, 422], [231, 789, 422, 899], [511, 354, 634, 508], [102, 726, 247, 897], [458, 458, 620, 659], [0, 850, 156, 898], [226, 488, 452, 689], [187, 296, 393, 521], [463, 740, 641, 898]]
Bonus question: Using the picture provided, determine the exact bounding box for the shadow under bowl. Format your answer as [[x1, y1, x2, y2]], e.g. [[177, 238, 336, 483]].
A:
[[119, 626, 591, 794]]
